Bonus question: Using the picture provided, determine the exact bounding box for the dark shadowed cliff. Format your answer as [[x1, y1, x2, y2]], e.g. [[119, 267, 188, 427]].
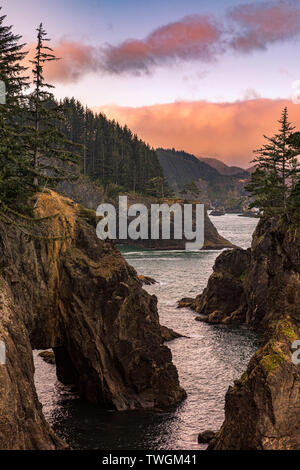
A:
[[0, 278, 67, 450], [180, 215, 300, 449], [0, 190, 185, 449]]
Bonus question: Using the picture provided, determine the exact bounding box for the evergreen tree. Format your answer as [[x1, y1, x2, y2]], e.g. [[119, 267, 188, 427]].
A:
[[146, 176, 172, 198], [0, 7, 28, 99], [289, 179, 300, 222], [180, 181, 200, 200], [59, 98, 166, 195], [247, 108, 299, 218], [287, 131, 300, 189], [26, 23, 78, 189], [0, 7, 34, 209]]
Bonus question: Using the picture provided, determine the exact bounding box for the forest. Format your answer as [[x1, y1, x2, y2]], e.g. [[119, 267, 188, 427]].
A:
[[0, 8, 166, 215], [60, 97, 165, 195]]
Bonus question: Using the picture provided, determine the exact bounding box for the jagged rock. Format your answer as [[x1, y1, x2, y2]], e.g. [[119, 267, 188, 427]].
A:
[[38, 350, 55, 364], [198, 430, 216, 444], [209, 315, 300, 450], [160, 325, 183, 342], [189, 248, 251, 324], [210, 208, 226, 216], [177, 298, 194, 308], [0, 279, 67, 450], [58, 174, 104, 210], [118, 201, 235, 250], [186, 215, 300, 449], [58, 177, 235, 250], [138, 274, 158, 285], [238, 211, 259, 218], [0, 190, 186, 449]]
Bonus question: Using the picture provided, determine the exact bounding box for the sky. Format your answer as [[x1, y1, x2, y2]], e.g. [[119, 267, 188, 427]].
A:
[[3, 0, 300, 166]]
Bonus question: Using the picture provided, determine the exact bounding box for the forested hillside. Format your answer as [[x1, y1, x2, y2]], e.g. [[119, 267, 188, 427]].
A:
[[198, 157, 249, 177], [0, 7, 165, 210], [157, 148, 249, 209], [60, 98, 164, 194]]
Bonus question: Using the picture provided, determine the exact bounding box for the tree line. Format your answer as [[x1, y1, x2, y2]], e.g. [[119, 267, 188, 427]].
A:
[[59, 97, 166, 196], [247, 107, 300, 221], [1, 5, 299, 219], [0, 7, 166, 215]]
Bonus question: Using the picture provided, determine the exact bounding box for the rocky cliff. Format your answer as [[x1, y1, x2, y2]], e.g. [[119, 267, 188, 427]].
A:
[[0, 190, 185, 449], [181, 215, 300, 449], [0, 278, 67, 450], [58, 177, 234, 250]]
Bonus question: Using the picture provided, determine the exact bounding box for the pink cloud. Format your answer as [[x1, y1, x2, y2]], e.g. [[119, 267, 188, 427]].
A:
[[23, 16, 222, 80], [102, 15, 223, 74], [229, 0, 300, 52], [21, 2, 300, 82]]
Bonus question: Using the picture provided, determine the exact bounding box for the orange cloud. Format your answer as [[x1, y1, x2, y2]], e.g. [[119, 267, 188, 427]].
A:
[[24, 41, 99, 83], [103, 15, 222, 74], [94, 99, 300, 167], [229, 0, 300, 52]]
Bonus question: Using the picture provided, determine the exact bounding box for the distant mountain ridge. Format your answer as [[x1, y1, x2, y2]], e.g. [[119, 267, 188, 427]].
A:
[[198, 157, 250, 177], [156, 148, 250, 210]]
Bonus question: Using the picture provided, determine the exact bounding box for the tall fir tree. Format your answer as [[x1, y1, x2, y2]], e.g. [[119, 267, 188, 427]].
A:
[[26, 23, 78, 189], [0, 7, 34, 208], [247, 107, 299, 218]]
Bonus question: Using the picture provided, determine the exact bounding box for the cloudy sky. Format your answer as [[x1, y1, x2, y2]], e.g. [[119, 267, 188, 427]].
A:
[[3, 0, 300, 166]]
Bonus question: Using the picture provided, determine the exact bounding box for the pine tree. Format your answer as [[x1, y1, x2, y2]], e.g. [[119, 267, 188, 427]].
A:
[[0, 7, 34, 209], [287, 131, 300, 189], [146, 176, 172, 198], [26, 23, 78, 190], [0, 7, 28, 100], [289, 179, 300, 223], [180, 181, 200, 200], [247, 108, 299, 218]]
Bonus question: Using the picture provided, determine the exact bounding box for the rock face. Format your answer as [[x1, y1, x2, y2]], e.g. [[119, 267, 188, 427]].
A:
[[185, 216, 300, 449], [186, 248, 251, 324], [210, 208, 226, 216], [0, 279, 67, 450], [198, 430, 216, 444], [58, 173, 104, 210], [138, 274, 158, 285], [116, 203, 234, 250], [59, 178, 234, 250], [0, 190, 185, 449], [209, 316, 300, 450]]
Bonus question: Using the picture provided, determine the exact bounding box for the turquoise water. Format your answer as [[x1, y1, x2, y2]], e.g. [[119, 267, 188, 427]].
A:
[[34, 213, 260, 450]]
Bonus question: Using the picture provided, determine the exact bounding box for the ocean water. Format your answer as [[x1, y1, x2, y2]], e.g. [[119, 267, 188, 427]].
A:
[[34, 213, 260, 450]]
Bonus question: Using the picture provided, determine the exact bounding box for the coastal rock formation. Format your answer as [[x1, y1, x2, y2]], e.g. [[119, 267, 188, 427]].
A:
[[210, 208, 226, 216], [58, 173, 104, 210], [184, 248, 251, 324], [198, 430, 216, 444], [117, 202, 234, 250], [0, 190, 185, 449], [184, 215, 300, 449], [38, 350, 56, 364], [58, 177, 234, 250], [0, 279, 67, 450], [209, 315, 300, 450], [160, 325, 183, 342], [138, 274, 158, 285]]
